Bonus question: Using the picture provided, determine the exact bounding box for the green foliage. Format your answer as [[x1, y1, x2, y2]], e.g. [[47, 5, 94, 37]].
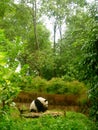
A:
[[76, 6, 98, 121], [46, 77, 66, 94], [56, 2, 98, 120], [0, 1, 52, 77], [25, 50, 54, 78], [24, 76, 47, 92], [30, 76, 47, 92], [28, 24, 51, 50], [0, 29, 22, 69], [0, 29, 21, 109], [0, 111, 97, 130], [0, 0, 97, 122], [0, 52, 7, 66], [0, 111, 11, 130], [89, 84, 98, 121], [0, 0, 10, 18], [18, 76, 87, 98], [67, 80, 87, 95], [0, 66, 20, 108], [0, 107, 20, 130], [46, 77, 87, 95]]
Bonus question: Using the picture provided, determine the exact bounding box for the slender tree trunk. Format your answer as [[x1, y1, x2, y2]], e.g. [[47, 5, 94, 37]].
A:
[[32, 0, 39, 50], [59, 24, 63, 55], [53, 22, 57, 53], [53, 22, 57, 77], [59, 24, 62, 41]]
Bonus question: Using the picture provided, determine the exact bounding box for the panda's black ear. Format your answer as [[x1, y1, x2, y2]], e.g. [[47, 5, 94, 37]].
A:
[[44, 99, 48, 102]]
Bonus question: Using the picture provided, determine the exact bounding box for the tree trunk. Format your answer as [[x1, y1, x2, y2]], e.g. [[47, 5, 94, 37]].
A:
[[59, 24, 63, 55], [53, 22, 57, 53], [32, 0, 39, 50]]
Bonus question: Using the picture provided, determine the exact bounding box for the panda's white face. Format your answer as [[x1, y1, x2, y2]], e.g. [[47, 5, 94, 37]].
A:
[[37, 97, 48, 107]]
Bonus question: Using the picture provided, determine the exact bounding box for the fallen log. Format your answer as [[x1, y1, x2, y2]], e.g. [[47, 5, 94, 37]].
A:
[[22, 112, 41, 118], [22, 111, 65, 118]]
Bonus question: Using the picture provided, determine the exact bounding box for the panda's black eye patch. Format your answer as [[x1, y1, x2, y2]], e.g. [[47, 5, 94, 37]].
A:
[[44, 99, 47, 102]]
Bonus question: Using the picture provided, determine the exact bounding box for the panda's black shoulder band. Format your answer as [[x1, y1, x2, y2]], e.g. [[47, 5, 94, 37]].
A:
[[35, 99, 47, 112]]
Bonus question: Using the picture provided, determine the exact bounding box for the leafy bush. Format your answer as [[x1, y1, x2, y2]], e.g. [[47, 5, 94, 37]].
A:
[[46, 78, 66, 94], [24, 76, 47, 92], [0, 29, 21, 108], [0, 111, 97, 130], [0, 67, 20, 109], [46, 77, 87, 95], [20, 77, 88, 106], [67, 80, 87, 95]]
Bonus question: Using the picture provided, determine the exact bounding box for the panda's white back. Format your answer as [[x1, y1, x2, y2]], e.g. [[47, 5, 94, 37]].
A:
[[30, 100, 37, 112]]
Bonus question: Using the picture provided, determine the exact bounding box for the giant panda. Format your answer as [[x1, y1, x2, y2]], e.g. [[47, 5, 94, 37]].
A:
[[30, 97, 48, 112]]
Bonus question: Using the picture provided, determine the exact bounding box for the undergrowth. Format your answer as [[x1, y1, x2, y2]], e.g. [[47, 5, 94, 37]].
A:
[[0, 109, 97, 130]]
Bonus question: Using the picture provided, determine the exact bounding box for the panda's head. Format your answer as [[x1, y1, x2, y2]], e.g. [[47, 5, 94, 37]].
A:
[[30, 97, 48, 112]]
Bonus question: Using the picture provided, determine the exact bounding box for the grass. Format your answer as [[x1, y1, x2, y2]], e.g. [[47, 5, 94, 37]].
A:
[[0, 109, 97, 130]]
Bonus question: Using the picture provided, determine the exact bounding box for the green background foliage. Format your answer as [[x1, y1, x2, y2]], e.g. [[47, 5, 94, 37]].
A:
[[0, 0, 98, 128]]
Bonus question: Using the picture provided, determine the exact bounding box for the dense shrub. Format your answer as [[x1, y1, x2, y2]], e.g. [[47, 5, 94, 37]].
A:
[[0, 111, 97, 130], [46, 78, 66, 94], [66, 80, 87, 95], [46, 78, 87, 95], [15, 76, 88, 104], [25, 76, 47, 92]]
